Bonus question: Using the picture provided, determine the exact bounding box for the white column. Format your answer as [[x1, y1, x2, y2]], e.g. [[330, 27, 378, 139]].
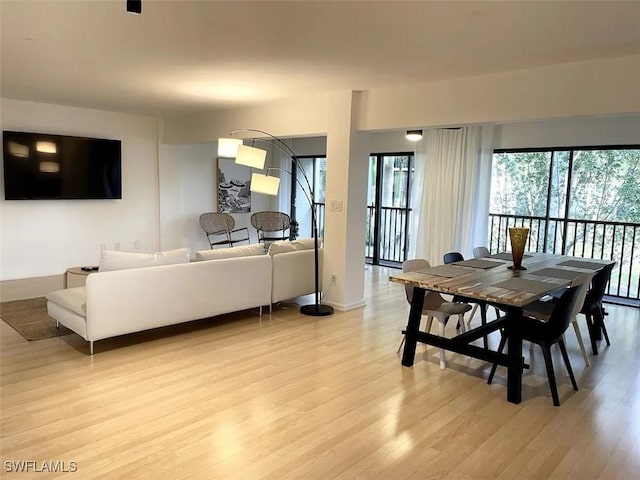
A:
[[323, 91, 369, 310]]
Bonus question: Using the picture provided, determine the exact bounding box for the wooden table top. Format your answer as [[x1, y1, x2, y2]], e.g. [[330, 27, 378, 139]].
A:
[[389, 253, 614, 308]]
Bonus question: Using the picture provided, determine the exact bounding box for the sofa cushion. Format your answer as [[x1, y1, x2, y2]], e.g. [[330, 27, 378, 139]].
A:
[[194, 243, 265, 261], [268, 238, 321, 255], [46, 287, 87, 317], [267, 241, 297, 256], [291, 238, 319, 250], [99, 248, 190, 272]]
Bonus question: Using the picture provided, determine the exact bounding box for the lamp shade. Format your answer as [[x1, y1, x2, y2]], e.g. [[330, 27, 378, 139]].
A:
[[250, 173, 280, 196], [217, 138, 243, 158], [236, 144, 267, 169], [405, 129, 423, 142]]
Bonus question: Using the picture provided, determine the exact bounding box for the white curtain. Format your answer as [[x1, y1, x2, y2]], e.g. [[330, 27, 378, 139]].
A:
[[409, 125, 495, 264]]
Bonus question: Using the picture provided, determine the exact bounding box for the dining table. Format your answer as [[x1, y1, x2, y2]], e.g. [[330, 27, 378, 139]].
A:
[[389, 252, 615, 404]]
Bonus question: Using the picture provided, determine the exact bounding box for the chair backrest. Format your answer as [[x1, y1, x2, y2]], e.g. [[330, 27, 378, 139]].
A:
[[443, 252, 464, 264], [583, 263, 614, 311], [546, 285, 581, 339], [473, 246, 491, 258], [402, 258, 431, 305], [199, 212, 234, 235], [250, 211, 291, 233]]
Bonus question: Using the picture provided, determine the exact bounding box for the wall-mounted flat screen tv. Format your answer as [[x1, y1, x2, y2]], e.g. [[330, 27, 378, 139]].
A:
[[2, 131, 122, 200]]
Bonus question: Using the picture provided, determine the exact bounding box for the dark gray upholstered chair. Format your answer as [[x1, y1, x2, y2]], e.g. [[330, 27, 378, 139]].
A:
[[443, 251, 491, 347], [580, 263, 614, 354], [523, 272, 594, 367], [487, 286, 581, 406]]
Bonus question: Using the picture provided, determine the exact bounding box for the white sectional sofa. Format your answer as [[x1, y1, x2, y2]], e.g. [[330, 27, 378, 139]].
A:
[[46, 240, 321, 354], [271, 243, 322, 305]]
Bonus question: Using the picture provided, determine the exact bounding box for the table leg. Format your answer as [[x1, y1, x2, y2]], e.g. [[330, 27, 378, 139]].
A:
[[480, 302, 488, 349], [401, 287, 425, 367], [505, 307, 523, 404]]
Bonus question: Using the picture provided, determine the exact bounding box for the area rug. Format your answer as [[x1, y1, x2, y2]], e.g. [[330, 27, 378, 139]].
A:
[[0, 297, 72, 341]]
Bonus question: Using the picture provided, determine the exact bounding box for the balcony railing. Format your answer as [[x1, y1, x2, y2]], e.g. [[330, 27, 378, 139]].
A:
[[489, 213, 640, 301], [315, 203, 409, 265], [365, 205, 410, 265]]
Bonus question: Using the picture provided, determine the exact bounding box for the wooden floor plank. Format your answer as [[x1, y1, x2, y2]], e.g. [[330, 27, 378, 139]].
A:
[[1, 265, 639, 479]]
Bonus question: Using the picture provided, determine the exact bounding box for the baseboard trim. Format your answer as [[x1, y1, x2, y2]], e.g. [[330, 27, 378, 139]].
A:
[[323, 298, 366, 312], [1, 274, 69, 302]]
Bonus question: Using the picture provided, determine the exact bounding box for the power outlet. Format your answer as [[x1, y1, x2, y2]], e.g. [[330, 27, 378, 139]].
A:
[[330, 273, 337, 285]]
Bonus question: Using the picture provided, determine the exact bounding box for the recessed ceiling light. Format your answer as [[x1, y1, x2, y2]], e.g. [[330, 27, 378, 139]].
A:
[[405, 129, 423, 142]]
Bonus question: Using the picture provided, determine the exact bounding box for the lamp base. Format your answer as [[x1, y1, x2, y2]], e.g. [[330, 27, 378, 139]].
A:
[[508, 265, 527, 270], [300, 304, 334, 316]]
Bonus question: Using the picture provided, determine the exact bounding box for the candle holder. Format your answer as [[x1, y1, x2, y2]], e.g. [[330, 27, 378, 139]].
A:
[[508, 227, 529, 270]]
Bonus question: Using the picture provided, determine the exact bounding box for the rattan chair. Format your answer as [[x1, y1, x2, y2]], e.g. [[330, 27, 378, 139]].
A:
[[199, 212, 250, 248], [250, 211, 291, 243]]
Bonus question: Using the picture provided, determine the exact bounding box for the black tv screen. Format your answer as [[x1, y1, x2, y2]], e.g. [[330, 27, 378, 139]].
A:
[[2, 131, 122, 200]]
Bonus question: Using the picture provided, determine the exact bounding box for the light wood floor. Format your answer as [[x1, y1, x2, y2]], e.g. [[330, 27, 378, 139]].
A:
[[1, 265, 639, 479]]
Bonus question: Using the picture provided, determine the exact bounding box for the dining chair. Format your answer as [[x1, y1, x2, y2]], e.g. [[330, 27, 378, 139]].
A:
[[199, 212, 250, 248], [580, 263, 614, 354], [487, 285, 581, 406], [470, 246, 504, 325], [522, 272, 594, 367], [473, 246, 491, 258], [443, 251, 464, 264], [442, 251, 491, 347], [250, 211, 291, 243], [398, 259, 472, 369]]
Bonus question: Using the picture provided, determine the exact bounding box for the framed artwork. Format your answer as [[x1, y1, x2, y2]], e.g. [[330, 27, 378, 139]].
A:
[[217, 158, 251, 213]]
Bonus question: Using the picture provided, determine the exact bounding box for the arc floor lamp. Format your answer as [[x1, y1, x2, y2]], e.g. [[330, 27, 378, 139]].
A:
[[218, 129, 334, 317]]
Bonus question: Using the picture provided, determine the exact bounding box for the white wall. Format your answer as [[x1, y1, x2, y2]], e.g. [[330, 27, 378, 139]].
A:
[[163, 56, 640, 145], [358, 55, 640, 131], [495, 114, 640, 149], [163, 94, 330, 144], [159, 142, 273, 250], [0, 99, 159, 280], [369, 131, 416, 153]]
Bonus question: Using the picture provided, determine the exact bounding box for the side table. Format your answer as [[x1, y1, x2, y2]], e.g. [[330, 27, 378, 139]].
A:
[[64, 267, 98, 289]]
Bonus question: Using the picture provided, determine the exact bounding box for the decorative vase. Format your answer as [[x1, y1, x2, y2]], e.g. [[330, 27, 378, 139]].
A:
[[508, 227, 529, 270]]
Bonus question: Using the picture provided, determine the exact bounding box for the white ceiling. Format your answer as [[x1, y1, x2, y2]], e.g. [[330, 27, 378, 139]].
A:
[[2, 0, 639, 117]]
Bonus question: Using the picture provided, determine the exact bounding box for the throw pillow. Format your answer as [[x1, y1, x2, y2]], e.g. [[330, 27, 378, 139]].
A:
[[195, 243, 265, 261], [99, 247, 191, 272]]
